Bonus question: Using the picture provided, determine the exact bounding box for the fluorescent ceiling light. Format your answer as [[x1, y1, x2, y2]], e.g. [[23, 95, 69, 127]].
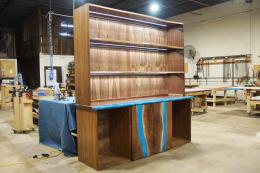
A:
[[59, 32, 73, 37], [150, 3, 159, 13], [60, 23, 74, 28]]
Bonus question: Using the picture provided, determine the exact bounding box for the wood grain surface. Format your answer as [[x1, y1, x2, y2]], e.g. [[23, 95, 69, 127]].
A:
[[89, 17, 183, 47], [132, 104, 154, 160], [74, 5, 91, 105], [90, 76, 169, 101]]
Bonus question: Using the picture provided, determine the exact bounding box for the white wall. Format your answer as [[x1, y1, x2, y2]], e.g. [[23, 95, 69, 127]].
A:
[[169, 0, 260, 86], [39, 53, 74, 87]]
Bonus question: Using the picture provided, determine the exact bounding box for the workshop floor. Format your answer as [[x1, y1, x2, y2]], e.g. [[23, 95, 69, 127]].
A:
[[1, 103, 260, 173]]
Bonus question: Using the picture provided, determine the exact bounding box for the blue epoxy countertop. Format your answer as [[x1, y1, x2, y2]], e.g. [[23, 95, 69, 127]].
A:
[[83, 96, 193, 111]]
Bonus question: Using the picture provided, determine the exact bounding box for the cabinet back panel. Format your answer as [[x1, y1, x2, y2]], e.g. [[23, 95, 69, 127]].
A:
[[89, 17, 182, 47], [90, 48, 168, 72], [91, 76, 169, 101]]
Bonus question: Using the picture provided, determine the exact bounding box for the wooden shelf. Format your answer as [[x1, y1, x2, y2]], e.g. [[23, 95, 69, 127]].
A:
[[89, 4, 183, 28], [90, 71, 184, 76], [90, 38, 184, 51], [172, 137, 190, 148], [98, 152, 130, 170]]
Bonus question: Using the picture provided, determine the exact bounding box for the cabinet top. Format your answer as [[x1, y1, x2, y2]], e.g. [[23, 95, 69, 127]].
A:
[[76, 3, 183, 28]]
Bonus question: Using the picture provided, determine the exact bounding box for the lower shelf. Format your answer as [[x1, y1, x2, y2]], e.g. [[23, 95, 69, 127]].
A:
[[172, 137, 190, 148], [98, 152, 130, 170], [207, 96, 236, 103]]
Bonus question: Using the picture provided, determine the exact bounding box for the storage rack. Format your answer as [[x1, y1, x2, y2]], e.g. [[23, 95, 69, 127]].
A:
[[66, 61, 75, 90], [74, 4, 191, 170]]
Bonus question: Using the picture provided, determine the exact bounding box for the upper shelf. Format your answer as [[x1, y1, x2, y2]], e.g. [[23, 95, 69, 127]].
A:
[[90, 71, 184, 76], [90, 38, 184, 52], [88, 4, 183, 28]]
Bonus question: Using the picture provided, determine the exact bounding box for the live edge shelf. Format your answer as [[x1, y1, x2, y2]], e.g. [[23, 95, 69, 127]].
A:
[[74, 3, 191, 170]]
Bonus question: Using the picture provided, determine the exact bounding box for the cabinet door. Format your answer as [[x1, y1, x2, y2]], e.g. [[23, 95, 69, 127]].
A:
[[132, 104, 154, 160], [153, 102, 172, 154], [131, 102, 172, 160]]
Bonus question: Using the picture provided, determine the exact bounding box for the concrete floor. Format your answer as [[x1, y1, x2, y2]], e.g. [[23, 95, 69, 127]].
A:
[[1, 103, 260, 173]]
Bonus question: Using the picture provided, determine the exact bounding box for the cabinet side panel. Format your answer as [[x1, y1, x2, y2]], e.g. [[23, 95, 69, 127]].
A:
[[167, 26, 184, 47], [168, 74, 185, 96], [74, 5, 91, 105], [168, 52, 184, 72], [77, 107, 98, 169]]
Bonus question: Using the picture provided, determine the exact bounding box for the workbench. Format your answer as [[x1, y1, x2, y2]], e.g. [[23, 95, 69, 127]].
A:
[[200, 86, 239, 107], [228, 87, 260, 114], [185, 88, 211, 114]]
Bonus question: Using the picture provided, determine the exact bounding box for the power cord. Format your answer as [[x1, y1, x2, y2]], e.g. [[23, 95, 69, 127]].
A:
[[0, 151, 62, 168]]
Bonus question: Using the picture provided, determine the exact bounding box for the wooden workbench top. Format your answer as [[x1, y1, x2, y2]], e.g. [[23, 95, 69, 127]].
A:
[[185, 88, 212, 93]]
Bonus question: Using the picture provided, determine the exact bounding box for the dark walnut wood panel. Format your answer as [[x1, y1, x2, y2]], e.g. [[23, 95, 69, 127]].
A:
[[77, 107, 99, 170], [97, 108, 132, 170], [74, 5, 91, 105], [168, 52, 185, 72], [172, 100, 191, 142], [167, 27, 184, 48], [89, 17, 168, 45], [90, 76, 169, 101], [168, 74, 185, 95], [90, 48, 184, 72], [90, 18, 184, 49], [109, 108, 132, 159], [152, 102, 172, 153], [131, 102, 172, 160], [132, 104, 154, 160]]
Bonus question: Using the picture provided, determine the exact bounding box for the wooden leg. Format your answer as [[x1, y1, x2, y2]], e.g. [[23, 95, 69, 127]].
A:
[[235, 90, 238, 103], [191, 98, 194, 116], [203, 94, 208, 112], [212, 90, 216, 107], [224, 90, 227, 106], [246, 91, 252, 114]]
